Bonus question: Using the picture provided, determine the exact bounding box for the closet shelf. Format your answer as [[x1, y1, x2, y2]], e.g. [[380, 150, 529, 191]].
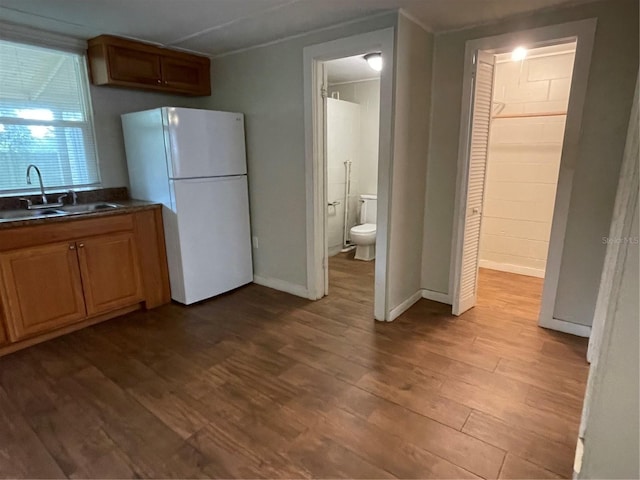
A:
[[492, 111, 567, 119]]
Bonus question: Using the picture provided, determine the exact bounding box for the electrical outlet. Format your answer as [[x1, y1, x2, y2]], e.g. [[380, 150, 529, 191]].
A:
[[252, 236, 259, 248]]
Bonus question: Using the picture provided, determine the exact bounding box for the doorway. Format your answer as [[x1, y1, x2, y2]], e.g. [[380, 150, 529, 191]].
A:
[[450, 20, 597, 336], [303, 28, 394, 320], [476, 42, 577, 320], [324, 55, 381, 307]]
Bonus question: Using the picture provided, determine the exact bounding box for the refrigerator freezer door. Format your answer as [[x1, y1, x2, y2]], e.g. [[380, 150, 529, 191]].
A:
[[163, 108, 247, 179], [122, 109, 171, 207], [166, 176, 253, 304]]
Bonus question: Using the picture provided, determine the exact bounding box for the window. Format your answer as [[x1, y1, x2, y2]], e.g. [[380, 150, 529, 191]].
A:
[[0, 39, 100, 194]]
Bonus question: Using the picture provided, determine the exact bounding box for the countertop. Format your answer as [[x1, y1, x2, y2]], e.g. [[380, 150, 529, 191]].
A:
[[0, 199, 162, 230]]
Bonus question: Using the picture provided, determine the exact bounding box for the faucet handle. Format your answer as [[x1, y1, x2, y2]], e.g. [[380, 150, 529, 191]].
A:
[[68, 189, 78, 205], [19, 197, 32, 209], [57, 193, 68, 204]]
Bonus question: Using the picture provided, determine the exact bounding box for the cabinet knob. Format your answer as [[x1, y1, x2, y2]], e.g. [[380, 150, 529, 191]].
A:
[[156, 79, 161, 84], [69, 244, 76, 250], [78, 243, 85, 248]]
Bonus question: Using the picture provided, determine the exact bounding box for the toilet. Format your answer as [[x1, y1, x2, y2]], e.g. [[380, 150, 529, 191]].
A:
[[350, 194, 377, 261]]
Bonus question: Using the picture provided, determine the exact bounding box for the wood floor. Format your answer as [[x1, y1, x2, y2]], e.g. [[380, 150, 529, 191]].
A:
[[0, 253, 589, 479]]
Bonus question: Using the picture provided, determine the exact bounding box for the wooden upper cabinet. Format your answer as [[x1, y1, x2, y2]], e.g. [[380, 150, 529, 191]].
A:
[[76, 232, 144, 316], [87, 35, 211, 96], [160, 56, 210, 95], [0, 242, 86, 341], [106, 45, 162, 86]]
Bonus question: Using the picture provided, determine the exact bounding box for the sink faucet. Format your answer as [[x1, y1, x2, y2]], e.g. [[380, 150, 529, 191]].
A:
[[26, 164, 47, 205]]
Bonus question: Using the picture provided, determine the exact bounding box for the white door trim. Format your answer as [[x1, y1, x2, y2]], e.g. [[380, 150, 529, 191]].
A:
[[303, 28, 395, 320], [450, 19, 597, 328]]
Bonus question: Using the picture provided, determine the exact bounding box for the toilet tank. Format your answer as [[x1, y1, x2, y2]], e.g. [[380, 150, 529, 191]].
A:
[[360, 194, 377, 224]]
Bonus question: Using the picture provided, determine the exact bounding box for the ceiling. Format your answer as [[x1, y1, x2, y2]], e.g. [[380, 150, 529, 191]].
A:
[[0, 0, 590, 57], [327, 54, 381, 84]]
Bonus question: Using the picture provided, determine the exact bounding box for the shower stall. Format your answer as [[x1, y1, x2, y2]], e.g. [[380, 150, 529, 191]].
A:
[[326, 97, 361, 256]]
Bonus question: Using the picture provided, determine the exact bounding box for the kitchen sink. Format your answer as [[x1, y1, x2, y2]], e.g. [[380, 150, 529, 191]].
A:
[[0, 202, 125, 223], [0, 208, 67, 221], [60, 202, 123, 214]]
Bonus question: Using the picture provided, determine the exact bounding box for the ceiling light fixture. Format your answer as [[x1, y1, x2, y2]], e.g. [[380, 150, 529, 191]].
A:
[[364, 52, 383, 72], [511, 46, 527, 61]]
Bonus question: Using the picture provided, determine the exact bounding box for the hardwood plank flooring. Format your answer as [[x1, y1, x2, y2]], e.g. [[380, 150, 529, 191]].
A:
[[0, 255, 589, 478]]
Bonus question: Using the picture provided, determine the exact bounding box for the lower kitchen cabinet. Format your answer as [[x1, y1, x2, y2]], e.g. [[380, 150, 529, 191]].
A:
[[0, 207, 170, 353], [77, 232, 144, 316], [0, 241, 86, 340]]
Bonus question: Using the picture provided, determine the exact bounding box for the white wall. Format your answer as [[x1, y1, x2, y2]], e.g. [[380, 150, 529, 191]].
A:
[[387, 13, 433, 313], [326, 98, 360, 255], [200, 13, 398, 290], [479, 50, 575, 278], [329, 79, 380, 196], [421, 0, 638, 328]]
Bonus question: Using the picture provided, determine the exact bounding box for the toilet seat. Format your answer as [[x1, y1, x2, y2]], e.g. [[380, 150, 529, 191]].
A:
[[350, 223, 376, 234]]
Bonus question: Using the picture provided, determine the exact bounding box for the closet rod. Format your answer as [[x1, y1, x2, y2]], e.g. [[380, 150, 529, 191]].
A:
[[492, 111, 567, 119]]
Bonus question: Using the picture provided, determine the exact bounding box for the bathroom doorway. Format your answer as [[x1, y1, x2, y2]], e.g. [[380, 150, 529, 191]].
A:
[[303, 28, 394, 320], [450, 20, 596, 336], [323, 54, 381, 305]]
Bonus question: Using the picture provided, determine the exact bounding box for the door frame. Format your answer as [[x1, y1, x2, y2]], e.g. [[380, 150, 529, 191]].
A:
[[587, 72, 639, 362], [303, 28, 395, 320], [450, 19, 597, 331]]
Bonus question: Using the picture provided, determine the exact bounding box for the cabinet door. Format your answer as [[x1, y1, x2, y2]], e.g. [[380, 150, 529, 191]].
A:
[[107, 45, 162, 86], [161, 56, 210, 95], [0, 242, 86, 341], [77, 232, 144, 316]]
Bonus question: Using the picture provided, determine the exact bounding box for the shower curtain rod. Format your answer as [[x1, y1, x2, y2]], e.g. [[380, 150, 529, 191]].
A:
[[492, 111, 567, 119]]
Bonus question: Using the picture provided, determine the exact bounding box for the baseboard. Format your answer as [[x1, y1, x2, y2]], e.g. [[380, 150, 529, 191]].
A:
[[388, 290, 423, 322], [539, 317, 592, 338], [252, 275, 310, 299], [479, 259, 545, 278], [421, 289, 452, 305]]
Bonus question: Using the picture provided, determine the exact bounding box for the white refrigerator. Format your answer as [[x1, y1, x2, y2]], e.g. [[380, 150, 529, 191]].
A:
[[121, 107, 253, 305]]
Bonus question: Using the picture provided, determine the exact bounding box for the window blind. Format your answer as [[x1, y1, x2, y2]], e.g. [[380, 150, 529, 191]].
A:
[[0, 39, 100, 194]]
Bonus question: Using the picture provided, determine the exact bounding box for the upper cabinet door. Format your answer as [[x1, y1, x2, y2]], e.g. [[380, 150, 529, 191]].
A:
[[0, 242, 86, 341], [107, 45, 162, 86], [164, 108, 247, 178], [160, 56, 210, 96]]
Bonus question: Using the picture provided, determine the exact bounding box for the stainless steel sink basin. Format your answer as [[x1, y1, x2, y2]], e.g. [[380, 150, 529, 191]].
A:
[[0, 202, 124, 223], [60, 202, 123, 214], [0, 208, 67, 221]]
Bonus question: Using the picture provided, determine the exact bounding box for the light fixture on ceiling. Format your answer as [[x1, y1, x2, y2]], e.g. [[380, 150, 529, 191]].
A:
[[511, 46, 527, 61], [364, 52, 382, 72]]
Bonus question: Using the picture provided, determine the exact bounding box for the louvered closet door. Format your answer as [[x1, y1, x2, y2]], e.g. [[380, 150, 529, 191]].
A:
[[453, 50, 495, 316]]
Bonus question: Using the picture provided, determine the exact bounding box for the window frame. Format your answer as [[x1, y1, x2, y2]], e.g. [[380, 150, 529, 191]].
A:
[[0, 43, 101, 196]]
